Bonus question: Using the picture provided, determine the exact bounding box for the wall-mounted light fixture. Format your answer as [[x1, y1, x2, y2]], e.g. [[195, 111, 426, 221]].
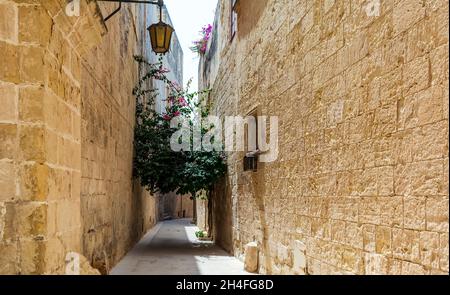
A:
[[243, 155, 258, 172], [98, 0, 174, 54], [244, 150, 261, 172]]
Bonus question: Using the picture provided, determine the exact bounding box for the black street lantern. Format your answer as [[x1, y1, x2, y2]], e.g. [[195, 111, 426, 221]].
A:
[[148, 2, 174, 54], [99, 0, 174, 54]]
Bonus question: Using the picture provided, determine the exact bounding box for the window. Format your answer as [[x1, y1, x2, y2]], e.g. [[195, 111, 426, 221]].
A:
[[230, 0, 238, 41]]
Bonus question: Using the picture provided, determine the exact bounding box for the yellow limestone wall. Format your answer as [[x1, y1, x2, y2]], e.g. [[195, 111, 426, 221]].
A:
[[0, 0, 157, 274], [199, 0, 449, 275]]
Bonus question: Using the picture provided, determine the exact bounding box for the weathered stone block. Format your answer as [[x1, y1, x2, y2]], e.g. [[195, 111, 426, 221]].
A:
[[387, 258, 402, 275], [362, 224, 376, 252], [0, 161, 16, 202], [19, 239, 45, 274], [0, 241, 18, 274], [56, 199, 81, 234], [0, 83, 17, 122], [402, 55, 430, 97], [340, 246, 363, 274], [19, 125, 45, 162], [331, 219, 345, 244], [0, 124, 17, 160], [244, 241, 258, 273], [373, 103, 396, 138], [430, 44, 449, 87], [0, 3, 18, 42], [394, 159, 445, 196], [419, 231, 440, 269], [39, 0, 64, 19], [426, 196, 449, 232], [375, 226, 392, 255], [398, 86, 443, 130], [48, 167, 71, 200], [18, 4, 52, 45], [393, 0, 426, 36], [14, 202, 47, 238], [401, 261, 427, 275], [377, 166, 394, 196], [392, 228, 420, 263], [19, 86, 45, 123], [43, 236, 65, 274], [312, 218, 331, 241], [404, 121, 448, 163], [379, 196, 403, 228], [19, 45, 44, 83], [406, 9, 449, 62], [63, 74, 81, 108], [364, 253, 388, 275], [359, 197, 380, 224], [404, 197, 426, 230], [0, 41, 20, 83], [19, 163, 49, 201]]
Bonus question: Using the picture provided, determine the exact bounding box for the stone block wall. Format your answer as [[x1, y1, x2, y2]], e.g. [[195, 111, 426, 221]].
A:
[[199, 0, 449, 275], [80, 2, 159, 274], [0, 0, 159, 274]]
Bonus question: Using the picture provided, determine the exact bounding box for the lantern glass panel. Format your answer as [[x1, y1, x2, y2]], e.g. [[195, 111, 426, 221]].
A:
[[148, 22, 174, 54], [156, 25, 166, 48]]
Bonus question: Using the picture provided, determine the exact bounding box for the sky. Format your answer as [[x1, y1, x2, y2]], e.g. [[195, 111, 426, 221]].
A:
[[164, 0, 218, 92]]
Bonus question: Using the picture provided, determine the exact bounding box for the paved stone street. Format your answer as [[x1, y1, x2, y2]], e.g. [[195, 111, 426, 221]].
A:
[[111, 219, 251, 275]]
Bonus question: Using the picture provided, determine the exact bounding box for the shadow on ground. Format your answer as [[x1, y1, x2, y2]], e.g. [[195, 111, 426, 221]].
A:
[[110, 219, 251, 275]]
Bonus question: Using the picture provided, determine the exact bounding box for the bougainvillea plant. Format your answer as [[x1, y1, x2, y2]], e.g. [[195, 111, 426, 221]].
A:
[[190, 24, 213, 55], [132, 55, 226, 198]]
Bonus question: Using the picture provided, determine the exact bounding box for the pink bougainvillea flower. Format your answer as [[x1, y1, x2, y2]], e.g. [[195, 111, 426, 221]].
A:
[[191, 24, 213, 54], [173, 111, 181, 117], [178, 97, 188, 106], [163, 114, 171, 121]]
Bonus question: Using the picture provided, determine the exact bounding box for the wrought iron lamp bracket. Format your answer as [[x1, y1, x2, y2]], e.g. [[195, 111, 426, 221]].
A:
[[97, 0, 164, 22]]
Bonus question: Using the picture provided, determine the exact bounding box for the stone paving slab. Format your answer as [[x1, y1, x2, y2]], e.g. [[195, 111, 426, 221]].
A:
[[110, 219, 252, 275]]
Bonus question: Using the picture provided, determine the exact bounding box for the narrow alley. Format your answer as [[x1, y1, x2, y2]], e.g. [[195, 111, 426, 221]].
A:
[[0, 0, 448, 278], [111, 219, 251, 275]]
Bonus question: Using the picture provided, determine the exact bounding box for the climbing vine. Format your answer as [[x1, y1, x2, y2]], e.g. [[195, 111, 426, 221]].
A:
[[132, 55, 226, 198]]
